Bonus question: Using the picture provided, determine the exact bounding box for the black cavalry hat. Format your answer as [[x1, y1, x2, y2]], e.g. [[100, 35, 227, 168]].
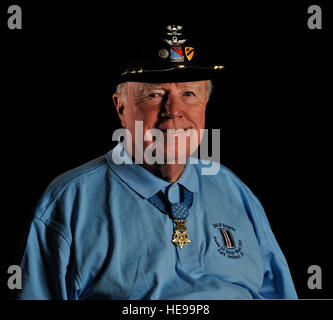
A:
[[115, 21, 227, 84]]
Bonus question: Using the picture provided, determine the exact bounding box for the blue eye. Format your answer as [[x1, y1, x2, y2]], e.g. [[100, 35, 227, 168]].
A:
[[184, 91, 195, 97], [148, 93, 159, 98]]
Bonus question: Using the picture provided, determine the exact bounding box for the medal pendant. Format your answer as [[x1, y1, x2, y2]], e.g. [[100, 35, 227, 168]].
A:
[[172, 219, 190, 249]]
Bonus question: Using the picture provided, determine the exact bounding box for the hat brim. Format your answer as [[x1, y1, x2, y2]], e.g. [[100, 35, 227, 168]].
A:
[[118, 64, 225, 84]]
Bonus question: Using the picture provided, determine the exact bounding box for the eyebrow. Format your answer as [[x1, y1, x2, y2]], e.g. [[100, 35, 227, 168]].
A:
[[181, 84, 203, 90], [141, 83, 202, 90], [136, 83, 204, 97], [139, 85, 164, 91]]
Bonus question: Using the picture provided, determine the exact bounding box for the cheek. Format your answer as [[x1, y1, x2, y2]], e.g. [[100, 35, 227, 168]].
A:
[[125, 108, 160, 144], [127, 104, 160, 122], [140, 110, 161, 132], [191, 107, 206, 129]]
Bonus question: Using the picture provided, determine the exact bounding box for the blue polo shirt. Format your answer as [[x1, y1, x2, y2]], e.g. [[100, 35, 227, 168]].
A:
[[17, 144, 297, 299]]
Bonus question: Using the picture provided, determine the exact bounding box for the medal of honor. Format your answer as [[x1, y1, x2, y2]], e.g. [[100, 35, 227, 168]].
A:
[[172, 219, 190, 249]]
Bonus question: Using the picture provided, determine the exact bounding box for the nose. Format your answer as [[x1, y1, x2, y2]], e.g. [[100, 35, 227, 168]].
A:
[[160, 92, 184, 119]]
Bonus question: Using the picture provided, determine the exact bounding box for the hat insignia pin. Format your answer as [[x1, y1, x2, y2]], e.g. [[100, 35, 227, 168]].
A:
[[185, 46, 194, 61], [162, 25, 187, 62]]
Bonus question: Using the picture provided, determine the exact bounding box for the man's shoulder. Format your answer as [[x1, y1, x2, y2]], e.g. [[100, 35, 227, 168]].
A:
[[191, 158, 244, 184], [35, 154, 110, 216], [50, 154, 108, 190], [191, 158, 259, 200]]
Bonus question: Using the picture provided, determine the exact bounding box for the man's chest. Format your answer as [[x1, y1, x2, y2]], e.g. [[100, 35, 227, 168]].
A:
[[73, 191, 264, 299]]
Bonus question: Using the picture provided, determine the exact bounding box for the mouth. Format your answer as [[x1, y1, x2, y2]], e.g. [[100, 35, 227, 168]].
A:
[[160, 127, 193, 133]]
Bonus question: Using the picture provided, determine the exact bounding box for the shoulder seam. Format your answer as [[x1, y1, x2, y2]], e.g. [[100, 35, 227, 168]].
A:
[[34, 217, 72, 248], [33, 217, 84, 296]]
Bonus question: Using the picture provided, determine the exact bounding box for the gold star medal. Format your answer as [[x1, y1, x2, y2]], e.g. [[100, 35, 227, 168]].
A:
[[169, 190, 193, 249], [172, 219, 190, 249]]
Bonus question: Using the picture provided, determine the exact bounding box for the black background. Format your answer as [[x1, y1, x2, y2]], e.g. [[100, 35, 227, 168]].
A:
[[1, 0, 332, 303]]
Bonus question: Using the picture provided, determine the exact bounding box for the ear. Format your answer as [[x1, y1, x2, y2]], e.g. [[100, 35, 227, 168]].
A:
[[112, 93, 126, 128]]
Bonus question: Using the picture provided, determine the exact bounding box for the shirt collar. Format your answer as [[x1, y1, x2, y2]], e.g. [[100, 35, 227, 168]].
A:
[[106, 143, 199, 199]]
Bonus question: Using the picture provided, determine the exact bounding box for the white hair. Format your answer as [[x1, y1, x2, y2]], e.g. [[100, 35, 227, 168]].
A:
[[116, 80, 213, 103], [206, 80, 213, 101]]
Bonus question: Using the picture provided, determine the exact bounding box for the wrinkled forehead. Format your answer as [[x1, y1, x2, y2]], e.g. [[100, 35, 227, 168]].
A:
[[131, 81, 207, 93]]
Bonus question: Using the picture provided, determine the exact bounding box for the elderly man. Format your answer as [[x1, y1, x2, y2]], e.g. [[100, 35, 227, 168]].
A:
[[17, 23, 297, 299]]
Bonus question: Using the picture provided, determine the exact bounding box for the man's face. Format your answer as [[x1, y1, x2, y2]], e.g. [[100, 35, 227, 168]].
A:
[[113, 81, 208, 164]]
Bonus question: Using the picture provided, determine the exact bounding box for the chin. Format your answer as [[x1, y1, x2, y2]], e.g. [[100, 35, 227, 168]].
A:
[[163, 145, 193, 165], [141, 131, 200, 165]]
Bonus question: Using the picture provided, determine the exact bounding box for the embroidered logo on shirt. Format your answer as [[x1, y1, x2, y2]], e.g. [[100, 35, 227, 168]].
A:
[[213, 223, 244, 259]]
